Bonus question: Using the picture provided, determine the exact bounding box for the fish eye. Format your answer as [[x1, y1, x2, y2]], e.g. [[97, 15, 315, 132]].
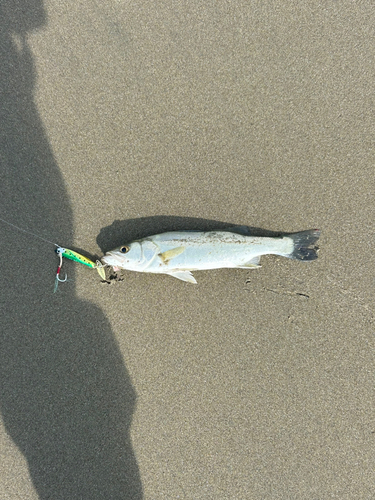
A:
[[120, 246, 130, 253]]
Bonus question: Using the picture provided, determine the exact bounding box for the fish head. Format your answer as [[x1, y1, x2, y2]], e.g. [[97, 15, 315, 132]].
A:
[[101, 241, 143, 271]]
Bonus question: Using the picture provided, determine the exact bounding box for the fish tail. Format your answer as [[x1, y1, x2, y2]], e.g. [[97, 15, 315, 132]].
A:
[[286, 229, 321, 261]]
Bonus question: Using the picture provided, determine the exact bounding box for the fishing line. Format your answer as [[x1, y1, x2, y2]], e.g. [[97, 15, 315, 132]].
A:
[[0, 216, 59, 247]]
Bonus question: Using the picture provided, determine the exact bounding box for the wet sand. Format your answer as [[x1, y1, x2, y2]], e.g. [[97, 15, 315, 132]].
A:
[[1, 1, 374, 498]]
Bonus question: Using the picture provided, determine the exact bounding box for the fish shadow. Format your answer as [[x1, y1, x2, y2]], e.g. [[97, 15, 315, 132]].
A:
[[97, 216, 284, 253]]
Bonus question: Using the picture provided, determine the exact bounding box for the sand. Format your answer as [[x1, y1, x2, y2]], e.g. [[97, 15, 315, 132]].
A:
[[0, 1, 374, 498]]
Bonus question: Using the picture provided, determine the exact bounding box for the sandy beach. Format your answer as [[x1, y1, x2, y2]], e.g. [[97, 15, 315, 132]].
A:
[[1, 1, 374, 498]]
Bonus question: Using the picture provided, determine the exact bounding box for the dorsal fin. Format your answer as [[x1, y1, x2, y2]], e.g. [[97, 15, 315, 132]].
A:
[[224, 225, 252, 236]]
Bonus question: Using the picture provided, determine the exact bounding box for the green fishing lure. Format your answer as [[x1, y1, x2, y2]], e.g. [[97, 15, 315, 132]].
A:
[[0, 216, 106, 292], [56, 247, 106, 281]]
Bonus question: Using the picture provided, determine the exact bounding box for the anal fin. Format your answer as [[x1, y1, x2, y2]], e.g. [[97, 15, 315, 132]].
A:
[[236, 256, 261, 269], [166, 271, 197, 284]]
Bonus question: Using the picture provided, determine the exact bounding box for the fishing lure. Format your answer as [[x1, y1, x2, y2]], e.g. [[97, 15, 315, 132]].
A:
[[53, 247, 106, 293], [0, 216, 106, 292]]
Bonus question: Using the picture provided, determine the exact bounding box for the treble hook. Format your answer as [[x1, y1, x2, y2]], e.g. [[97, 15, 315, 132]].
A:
[[54, 248, 67, 293]]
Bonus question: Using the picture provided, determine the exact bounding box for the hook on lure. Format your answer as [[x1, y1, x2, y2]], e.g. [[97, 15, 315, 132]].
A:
[[54, 247, 68, 293]]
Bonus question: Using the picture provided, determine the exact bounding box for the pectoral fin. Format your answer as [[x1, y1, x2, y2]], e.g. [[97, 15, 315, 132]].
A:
[[166, 271, 197, 284], [236, 256, 261, 268], [159, 246, 185, 264]]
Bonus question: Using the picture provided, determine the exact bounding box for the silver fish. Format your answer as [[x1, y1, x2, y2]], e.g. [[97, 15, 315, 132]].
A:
[[101, 227, 320, 284]]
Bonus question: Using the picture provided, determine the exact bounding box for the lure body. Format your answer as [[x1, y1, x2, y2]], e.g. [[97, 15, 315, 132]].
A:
[[56, 247, 106, 279], [57, 247, 97, 268]]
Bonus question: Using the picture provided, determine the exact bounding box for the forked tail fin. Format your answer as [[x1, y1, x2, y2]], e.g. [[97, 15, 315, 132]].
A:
[[286, 229, 321, 261]]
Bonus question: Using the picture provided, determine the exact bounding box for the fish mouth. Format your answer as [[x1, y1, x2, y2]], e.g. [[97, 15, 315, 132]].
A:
[[101, 252, 123, 267]]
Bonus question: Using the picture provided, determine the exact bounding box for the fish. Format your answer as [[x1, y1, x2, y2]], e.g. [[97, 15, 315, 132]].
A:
[[101, 226, 320, 284]]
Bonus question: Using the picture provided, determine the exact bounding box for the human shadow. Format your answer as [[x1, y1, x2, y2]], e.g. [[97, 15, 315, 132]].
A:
[[97, 215, 283, 253], [0, 2, 142, 499]]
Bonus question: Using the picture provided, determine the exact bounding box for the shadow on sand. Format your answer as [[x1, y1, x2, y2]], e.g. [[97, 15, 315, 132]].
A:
[[0, 2, 142, 498]]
